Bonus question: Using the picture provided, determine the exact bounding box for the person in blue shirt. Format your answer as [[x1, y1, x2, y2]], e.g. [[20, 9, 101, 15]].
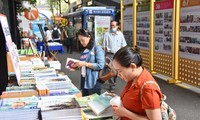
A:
[[72, 28, 105, 96]]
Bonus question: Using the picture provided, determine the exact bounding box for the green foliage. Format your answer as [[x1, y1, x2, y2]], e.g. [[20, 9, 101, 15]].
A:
[[16, 0, 37, 14]]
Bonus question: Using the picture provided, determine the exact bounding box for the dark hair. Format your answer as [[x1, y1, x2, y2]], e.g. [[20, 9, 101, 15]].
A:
[[113, 46, 142, 68], [44, 27, 49, 32], [111, 20, 119, 26], [78, 28, 94, 50]]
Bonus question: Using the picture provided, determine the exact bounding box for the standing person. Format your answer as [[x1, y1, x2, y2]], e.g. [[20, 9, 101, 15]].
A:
[[65, 21, 75, 54], [52, 25, 61, 43], [102, 20, 127, 92], [44, 27, 52, 42], [74, 21, 82, 51], [27, 23, 37, 46], [71, 28, 105, 96], [41, 27, 52, 59], [111, 46, 162, 120], [62, 26, 67, 45]]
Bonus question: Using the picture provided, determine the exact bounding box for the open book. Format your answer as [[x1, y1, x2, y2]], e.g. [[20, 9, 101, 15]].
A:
[[65, 58, 79, 70], [87, 92, 113, 116]]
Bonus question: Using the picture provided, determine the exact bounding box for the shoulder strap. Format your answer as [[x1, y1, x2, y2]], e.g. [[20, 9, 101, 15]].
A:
[[94, 46, 97, 54], [140, 81, 160, 101]]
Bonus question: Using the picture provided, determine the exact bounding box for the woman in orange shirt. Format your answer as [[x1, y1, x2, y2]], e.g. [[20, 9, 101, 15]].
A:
[[112, 46, 162, 120]]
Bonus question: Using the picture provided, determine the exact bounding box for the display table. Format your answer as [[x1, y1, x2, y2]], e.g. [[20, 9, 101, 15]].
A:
[[37, 42, 64, 61], [48, 45, 64, 54]]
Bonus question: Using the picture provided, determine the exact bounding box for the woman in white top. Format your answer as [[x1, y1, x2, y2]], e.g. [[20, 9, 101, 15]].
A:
[[44, 27, 52, 42]]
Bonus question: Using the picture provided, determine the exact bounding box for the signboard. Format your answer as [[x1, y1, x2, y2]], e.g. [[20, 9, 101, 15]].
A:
[[24, 7, 39, 21], [94, 16, 110, 46], [179, 0, 200, 60], [88, 10, 113, 14], [123, 0, 132, 5], [136, 4, 150, 50], [0, 14, 21, 83], [154, 0, 173, 54], [31, 20, 45, 40], [123, 7, 133, 46]]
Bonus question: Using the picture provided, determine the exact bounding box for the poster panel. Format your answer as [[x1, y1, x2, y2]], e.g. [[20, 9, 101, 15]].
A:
[[123, 7, 133, 46], [94, 16, 110, 46], [0, 14, 21, 83], [154, 0, 173, 54], [137, 5, 150, 50], [31, 20, 45, 40], [180, 0, 200, 60], [123, 0, 132, 5]]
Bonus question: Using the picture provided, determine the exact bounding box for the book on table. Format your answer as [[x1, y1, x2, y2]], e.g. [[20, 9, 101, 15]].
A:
[[76, 93, 113, 119], [82, 107, 113, 119], [38, 95, 82, 120], [87, 92, 114, 116], [76, 93, 99, 108]]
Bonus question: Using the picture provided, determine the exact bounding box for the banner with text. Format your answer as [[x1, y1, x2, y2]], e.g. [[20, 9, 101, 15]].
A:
[[0, 14, 21, 83]]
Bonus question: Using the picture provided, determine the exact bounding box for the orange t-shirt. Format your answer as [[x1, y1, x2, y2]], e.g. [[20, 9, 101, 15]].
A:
[[120, 68, 162, 120]]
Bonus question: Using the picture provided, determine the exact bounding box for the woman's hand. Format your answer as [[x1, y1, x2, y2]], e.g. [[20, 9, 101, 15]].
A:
[[69, 68, 76, 71], [74, 61, 87, 68], [112, 106, 150, 120], [112, 105, 127, 117], [106, 92, 117, 97]]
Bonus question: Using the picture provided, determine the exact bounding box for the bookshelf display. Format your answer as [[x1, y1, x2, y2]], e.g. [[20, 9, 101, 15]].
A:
[[0, 13, 114, 120]]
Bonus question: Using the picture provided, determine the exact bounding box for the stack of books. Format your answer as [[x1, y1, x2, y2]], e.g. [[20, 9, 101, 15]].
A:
[[47, 61, 61, 70], [38, 95, 82, 120], [31, 58, 45, 67], [47, 42, 62, 46], [0, 96, 40, 120], [36, 76, 80, 96], [1, 83, 38, 98]]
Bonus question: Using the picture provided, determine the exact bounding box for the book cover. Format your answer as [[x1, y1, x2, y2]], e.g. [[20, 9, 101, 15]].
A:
[[37, 95, 78, 111], [1, 90, 38, 98], [31, 67, 56, 74], [76, 93, 99, 108], [65, 58, 79, 70], [0, 96, 39, 110], [87, 92, 113, 116], [36, 76, 71, 84]]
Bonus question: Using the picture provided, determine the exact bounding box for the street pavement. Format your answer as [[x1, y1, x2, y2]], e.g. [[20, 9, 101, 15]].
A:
[[56, 46, 200, 120]]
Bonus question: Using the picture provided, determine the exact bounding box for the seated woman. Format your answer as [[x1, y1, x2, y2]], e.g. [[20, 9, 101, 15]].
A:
[[111, 46, 162, 120]]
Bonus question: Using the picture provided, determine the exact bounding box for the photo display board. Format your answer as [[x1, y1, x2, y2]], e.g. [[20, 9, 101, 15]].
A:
[[123, 0, 132, 5], [136, 4, 150, 50], [0, 14, 21, 83], [153, 0, 174, 77], [94, 16, 110, 46], [123, 7, 133, 46], [178, 0, 200, 87], [154, 0, 173, 54], [180, 0, 200, 60]]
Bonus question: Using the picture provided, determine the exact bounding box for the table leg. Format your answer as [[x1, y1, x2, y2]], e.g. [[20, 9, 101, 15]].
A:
[[50, 52, 59, 61]]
